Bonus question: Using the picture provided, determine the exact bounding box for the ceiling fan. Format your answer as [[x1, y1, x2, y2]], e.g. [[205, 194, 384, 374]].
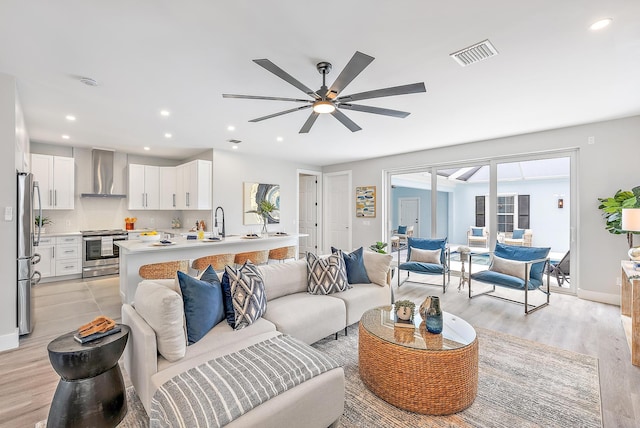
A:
[[223, 51, 426, 133]]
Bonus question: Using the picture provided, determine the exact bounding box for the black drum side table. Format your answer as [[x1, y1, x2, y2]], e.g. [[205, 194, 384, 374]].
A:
[[47, 324, 130, 428]]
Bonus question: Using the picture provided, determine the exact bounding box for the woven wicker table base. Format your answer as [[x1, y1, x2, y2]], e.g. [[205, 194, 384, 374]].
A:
[[358, 322, 478, 415]]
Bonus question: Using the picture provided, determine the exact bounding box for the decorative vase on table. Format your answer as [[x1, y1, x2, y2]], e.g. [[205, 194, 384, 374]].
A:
[[261, 216, 269, 236], [426, 296, 443, 334]]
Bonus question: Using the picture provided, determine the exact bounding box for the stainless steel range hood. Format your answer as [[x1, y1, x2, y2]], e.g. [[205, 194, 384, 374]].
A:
[[81, 149, 127, 198]]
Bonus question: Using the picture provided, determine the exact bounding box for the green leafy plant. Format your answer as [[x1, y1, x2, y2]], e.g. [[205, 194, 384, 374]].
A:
[[597, 186, 640, 234], [34, 216, 52, 227], [246, 200, 278, 219], [394, 300, 415, 311], [369, 241, 388, 254]]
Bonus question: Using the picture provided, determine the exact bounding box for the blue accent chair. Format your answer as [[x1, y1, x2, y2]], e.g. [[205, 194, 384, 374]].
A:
[[397, 237, 450, 293], [469, 243, 550, 314]]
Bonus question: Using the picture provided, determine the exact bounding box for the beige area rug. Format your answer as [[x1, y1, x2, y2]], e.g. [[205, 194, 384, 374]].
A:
[[38, 326, 602, 428]]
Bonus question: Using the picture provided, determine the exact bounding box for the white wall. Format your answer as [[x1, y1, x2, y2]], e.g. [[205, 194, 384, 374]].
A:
[[0, 74, 22, 350], [323, 115, 640, 302], [449, 178, 570, 252], [211, 150, 319, 236]]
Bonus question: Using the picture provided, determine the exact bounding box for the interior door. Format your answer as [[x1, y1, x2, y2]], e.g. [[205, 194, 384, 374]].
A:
[[324, 172, 351, 252], [399, 197, 419, 237], [298, 174, 318, 256]]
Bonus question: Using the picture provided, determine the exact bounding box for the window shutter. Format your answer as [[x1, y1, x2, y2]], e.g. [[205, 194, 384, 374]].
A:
[[518, 195, 530, 229], [475, 196, 485, 227]]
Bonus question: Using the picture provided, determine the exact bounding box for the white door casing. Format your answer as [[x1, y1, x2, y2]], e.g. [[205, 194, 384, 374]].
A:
[[298, 174, 318, 256]]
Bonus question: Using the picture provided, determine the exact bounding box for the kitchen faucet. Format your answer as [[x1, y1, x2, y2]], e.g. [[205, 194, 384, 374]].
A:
[[214, 206, 225, 237]]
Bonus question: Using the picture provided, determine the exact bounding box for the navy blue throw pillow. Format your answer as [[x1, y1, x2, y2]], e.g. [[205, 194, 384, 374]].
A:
[[397, 225, 407, 234], [221, 269, 235, 327], [331, 246, 371, 284], [178, 266, 225, 345]]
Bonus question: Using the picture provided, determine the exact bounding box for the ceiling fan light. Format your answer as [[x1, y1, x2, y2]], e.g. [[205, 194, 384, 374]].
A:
[[313, 100, 336, 114]]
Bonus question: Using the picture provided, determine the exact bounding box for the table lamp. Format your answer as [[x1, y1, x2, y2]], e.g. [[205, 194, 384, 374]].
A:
[[621, 208, 640, 262]]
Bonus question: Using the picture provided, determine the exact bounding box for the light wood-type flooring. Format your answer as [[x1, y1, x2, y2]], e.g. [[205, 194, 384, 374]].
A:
[[0, 273, 638, 428]]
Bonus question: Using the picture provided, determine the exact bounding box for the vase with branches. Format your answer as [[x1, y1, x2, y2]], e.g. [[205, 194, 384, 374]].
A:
[[246, 200, 278, 235]]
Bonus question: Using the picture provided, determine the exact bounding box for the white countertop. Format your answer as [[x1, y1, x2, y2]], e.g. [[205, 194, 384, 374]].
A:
[[39, 231, 82, 237], [116, 233, 304, 254]]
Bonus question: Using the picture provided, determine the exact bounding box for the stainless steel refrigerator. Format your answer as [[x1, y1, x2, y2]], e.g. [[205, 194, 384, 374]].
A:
[[17, 172, 42, 335]]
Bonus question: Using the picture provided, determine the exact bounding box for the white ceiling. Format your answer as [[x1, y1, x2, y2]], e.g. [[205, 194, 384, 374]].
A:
[[1, 1, 639, 166]]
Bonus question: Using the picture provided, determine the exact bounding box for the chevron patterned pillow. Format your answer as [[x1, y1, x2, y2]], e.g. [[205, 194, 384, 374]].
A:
[[306, 252, 349, 295], [224, 262, 267, 330]]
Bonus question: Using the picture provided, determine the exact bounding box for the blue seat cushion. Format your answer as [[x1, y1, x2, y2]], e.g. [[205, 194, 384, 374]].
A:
[[399, 261, 445, 275], [494, 243, 550, 282], [397, 225, 407, 234], [471, 227, 484, 237], [407, 237, 447, 264], [471, 270, 543, 290], [512, 229, 525, 239]]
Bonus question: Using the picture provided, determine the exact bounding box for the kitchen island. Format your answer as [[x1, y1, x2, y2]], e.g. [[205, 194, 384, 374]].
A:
[[116, 234, 305, 304]]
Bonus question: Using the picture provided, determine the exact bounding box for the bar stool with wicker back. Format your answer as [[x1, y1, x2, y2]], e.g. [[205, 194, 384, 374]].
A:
[[268, 246, 297, 263], [138, 260, 190, 279], [234, 249, 269, 266], [192, 254, 236, 273]]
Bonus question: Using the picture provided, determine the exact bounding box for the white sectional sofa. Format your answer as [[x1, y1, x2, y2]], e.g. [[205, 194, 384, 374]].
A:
[[122, 250, 392, 427]]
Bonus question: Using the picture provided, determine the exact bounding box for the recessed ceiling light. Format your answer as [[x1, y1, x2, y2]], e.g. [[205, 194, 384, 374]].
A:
[[164, 133, 172, 138], [232, 145, 239, 150], [227, 125, 235, 131], [276, 136, 283, 142], [61, 135, 70, 140], [590, 18, 612, 30], [144, 146, 150, 151], [65, 115, 76, 121], [160, 110, 170, 117]]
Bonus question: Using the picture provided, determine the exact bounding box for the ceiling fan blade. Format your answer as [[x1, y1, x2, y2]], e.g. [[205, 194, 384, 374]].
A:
[[299, 112, 319, 134], [326, 51, 375, 99], [223, 94, 313, 103], [249, 105, 312, 123], [338, 103, 410, 118], [253, 59, 320, 99], [337, 82, 426, 102], [331, 109, 362, 132]]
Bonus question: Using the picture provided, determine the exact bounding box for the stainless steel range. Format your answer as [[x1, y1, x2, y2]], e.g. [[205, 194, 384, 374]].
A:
[[81, 229, 128, 278]]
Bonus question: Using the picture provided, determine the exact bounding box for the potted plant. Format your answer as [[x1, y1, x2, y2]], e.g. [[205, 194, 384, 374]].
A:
[[369, 241, 388, 254], [35, 216, 52, 233], [394, 299, 415, 324], [246, 200, 278, 235], [598, 186, 640, 247]]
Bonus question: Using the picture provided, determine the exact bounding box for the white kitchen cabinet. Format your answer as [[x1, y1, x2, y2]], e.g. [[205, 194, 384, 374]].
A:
[[34, 236, 55, 278], [31, 154, 75, 210], [176, 160, 211, 210], [159, 166, 177, 210], [36, 235, 82, 281], [55, 235, 82, 275], [128, 164, 160, 210]]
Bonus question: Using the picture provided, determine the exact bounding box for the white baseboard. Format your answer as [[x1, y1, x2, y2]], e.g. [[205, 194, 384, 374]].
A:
[[577, 288, 620, 306], [0, 328, 19, 352]]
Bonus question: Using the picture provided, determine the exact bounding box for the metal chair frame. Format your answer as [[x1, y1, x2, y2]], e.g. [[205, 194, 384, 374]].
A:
[[468, 253, 550, 314]]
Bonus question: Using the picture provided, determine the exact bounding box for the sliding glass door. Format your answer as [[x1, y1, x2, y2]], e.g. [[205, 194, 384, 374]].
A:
[[387, 151, 576, 294]]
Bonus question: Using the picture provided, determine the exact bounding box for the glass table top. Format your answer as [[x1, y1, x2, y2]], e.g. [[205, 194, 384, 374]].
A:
[[360, 305, 476, 351]]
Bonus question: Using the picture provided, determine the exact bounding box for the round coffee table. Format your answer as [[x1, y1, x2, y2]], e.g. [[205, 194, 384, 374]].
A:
[[359, 306, 478, 415], [47, 324, 130, 428]]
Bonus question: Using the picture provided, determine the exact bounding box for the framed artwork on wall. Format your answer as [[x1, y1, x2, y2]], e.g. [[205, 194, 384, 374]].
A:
[[243, 182, 280, 225], [356, 186, 376, 218]]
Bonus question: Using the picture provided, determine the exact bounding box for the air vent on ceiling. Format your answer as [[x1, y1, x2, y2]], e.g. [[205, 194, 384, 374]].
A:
[[227, 139, 242, 144], [450, 39, 498, 67]]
